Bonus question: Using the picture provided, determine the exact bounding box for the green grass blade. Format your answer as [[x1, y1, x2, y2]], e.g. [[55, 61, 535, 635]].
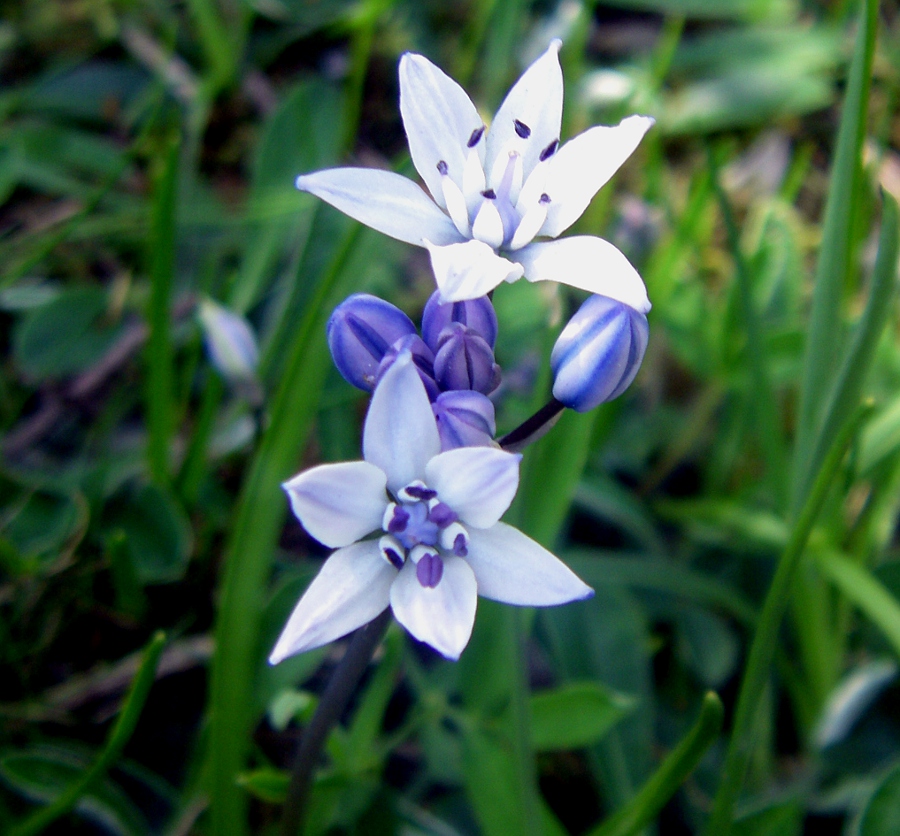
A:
[[145, 137, 179, 485], [792, 0, 878, 511], [589, 692, 723, 836], [10, 632, 166, 836]]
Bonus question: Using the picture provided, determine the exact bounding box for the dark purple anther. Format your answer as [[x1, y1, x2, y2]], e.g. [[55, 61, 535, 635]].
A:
[[327, 294, 417, 391], [453, 533, 468, 557], [376, 334, 440, 401], [384, 547, 404, 570], [514, 119, 531, 139], [436, 160, 449, 175], [432, 390, 496, 450], [539, 193, 551, 204], [428, 502, 458, 528], [481, 189, 496, 200], [551, 295, 649, 412], [433, 323, 500, 395], [467, 126, 485, 147], [539, 139, 558, 161], [388, 506, 410, 534], [405, 485, 437, 501], [416, 553, 443, 588], [422, 290, 498, 351]]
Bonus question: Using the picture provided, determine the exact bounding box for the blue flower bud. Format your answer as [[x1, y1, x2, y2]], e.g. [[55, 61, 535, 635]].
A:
[[551, 295, 649, 412], [198, 298, 260, 382], [432, 390, 496, 450], [421, 290, 498, 352], [327, 294, 417, 390], [433, 322, 501, 395], [376, 334, 440, 401]]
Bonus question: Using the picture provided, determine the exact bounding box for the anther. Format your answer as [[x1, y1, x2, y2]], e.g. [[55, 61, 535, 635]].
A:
[[539, 193, 551, 204], [539, 139, 559, 161], [405, 485, 437, 501], [514, 119, 531, 139], [453, 532, 468, 557], [436, 160, 449, 175], [384, 547, 404, 570], [481, 189, 496, 199], [416, 552, 443, 588], [467, 126, 485, 147], [428, 502, 458, 528], [387, 506, 409, 533]]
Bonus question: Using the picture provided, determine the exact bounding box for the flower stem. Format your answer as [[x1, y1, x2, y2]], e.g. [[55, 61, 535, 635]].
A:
[[280, 609, 392, 836], [499, 398, 565, 452]]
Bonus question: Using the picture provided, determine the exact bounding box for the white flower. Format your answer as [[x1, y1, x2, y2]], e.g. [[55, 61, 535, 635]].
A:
[[295, 40, 653, 309], [269, 351, 592, 662]]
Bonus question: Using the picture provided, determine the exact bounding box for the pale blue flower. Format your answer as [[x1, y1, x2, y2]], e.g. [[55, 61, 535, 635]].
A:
[[295, 41, 653, 309], [198, 298, 259, 382], [270, 352, 592, 662]]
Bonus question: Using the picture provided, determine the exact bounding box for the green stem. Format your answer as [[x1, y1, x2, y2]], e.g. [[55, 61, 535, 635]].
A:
[[10, 633, 166, 836], [704, 405, 870, 836], [589, 693, 723, 836]]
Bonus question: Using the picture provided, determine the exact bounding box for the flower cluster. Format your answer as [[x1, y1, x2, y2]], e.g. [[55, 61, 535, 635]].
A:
[[271, 40, 653, 661]]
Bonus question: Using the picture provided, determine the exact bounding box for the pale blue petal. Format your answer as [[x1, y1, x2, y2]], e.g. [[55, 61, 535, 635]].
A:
[[363, 352, 442, 494], [485, 41, 563, 185], [466, 523, 594, 606], [282, 461, 387, 548], [540, 115, 654, 237], [517, 236, 651, 313], [268, 541, 394, 663], [390, 554, 477, 660], [296, 168, 463, 247], [425, 239, 524, 302], [425, 447, 520, 529], [399, 53, 485, 209]]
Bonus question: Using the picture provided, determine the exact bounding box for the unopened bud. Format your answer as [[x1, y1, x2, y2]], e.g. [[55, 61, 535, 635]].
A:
[[432, 390, 496, 450], [327, 294, 417, 390], [551, 295, 648, 412], [421, 290, 498, 351], [198, 298, 259, 382], [376, 334, 440, 401], [433, 322, 501, 395]]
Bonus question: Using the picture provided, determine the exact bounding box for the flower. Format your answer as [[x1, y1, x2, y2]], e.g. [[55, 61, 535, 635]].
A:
[[269, 351, 592, 662], [295, 41, 653, 308], [551, 294, 649, 412], [198, 298, 259, 382]]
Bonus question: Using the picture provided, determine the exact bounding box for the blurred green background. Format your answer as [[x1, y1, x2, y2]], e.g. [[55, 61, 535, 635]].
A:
[[2, 0, 900, 833]]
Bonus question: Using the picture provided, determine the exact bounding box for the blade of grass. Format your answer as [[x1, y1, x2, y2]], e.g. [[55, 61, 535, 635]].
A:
[[9, 632, 166, 836], [589, 692, 723, 836], [704, 403, 872, 836], [792, 0, 878, 510], [145, 137, 179, 485]]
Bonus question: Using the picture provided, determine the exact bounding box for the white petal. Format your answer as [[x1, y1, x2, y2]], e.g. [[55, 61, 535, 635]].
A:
[[540, 115, 654, 237], [425, 447, 520, 529], [390, 554, 477, 659], [517, 237, 651, 313], [283, 461, 387, 548], [485, 40, 563, 185], [363, 351, 441, 494], [399, 53, 485, 209], [425, 239, 524, 302], [471, 199, 505, 249], [268, 541, 394, 663], [295, 168, 463, 247], [465, 523, 593, 606]]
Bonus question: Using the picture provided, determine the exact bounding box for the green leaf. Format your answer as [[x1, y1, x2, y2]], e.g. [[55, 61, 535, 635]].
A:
[[733, 798, 804, 836], [857, 762, 900, 836], [12, 287, 124, 380], [236, 767, 289, 804], [530, 682, 635, 751], [675, 608, 740, 689]]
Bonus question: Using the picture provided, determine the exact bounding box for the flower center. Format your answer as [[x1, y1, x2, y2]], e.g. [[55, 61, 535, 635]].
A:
[[379, 480, 470, 587]]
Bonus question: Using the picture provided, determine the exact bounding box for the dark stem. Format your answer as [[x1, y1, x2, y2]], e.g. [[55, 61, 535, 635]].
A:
[[280, 608, 393, 836], [498, 398, 566, 452]]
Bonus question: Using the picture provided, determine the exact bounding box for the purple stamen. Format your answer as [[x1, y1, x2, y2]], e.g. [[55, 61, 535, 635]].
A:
[[384, 547, 404, 570], [481, 189, 496, 199], [453, 533, 468, 557], [514, 119, 531, 139], [539, 193, 551, 204], [405, 485, 437, 501], [436, 160, 449, 175], [428, 502, 458, 528], [416, 553, 443, 588], [468, 126, 485, 147], [539, 139, 558, 161], [388, 506, 409, 533]]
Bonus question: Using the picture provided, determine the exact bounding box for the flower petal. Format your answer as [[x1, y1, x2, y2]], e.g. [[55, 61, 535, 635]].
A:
[[517, 237, 651, 313], [363, 351, 442, 494], [485, 40, 563, 185], [399, 53, 485, 209], [540, 115, 654, 237], [296, 168, 463, 247], [425, 447, 520, 528], [390, 554, 477, 659], [283, 461, 387, 548], [268, 541, 394, 663], [425, 239, 524, 302], [465, 523, 594, 606]]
